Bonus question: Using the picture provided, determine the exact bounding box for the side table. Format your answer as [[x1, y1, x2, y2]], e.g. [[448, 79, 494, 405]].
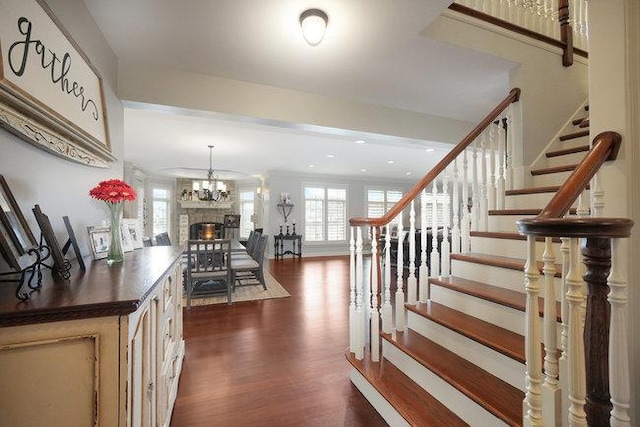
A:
[[274, 234, 302, 259]]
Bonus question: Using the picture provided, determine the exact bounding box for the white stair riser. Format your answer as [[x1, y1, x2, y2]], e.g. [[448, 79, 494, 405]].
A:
[[451, 259, 563, 300], [427, 284, 563, 344], [558, 134, 590, 150], [546, 151, 587, 168], [505, 191, 588, 210], [532, 170, 574, 187], [487, 215, 536, 233], [470, 236, 562, 259], [349, 369, 410, 427], [383, 341, 509, 427], [407, 310, 525, 392]]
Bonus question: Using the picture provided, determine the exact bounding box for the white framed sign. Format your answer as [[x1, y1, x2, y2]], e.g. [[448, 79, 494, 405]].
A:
[[0, 0, 114, 167]]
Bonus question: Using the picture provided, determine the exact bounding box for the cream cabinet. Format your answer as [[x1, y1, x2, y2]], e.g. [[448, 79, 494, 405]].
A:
[[0, 247, 185, 427]]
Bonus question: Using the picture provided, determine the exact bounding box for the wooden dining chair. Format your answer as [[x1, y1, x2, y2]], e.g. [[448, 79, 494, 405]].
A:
[[185, 239, 231, 308], [230, 235, 268, 290]]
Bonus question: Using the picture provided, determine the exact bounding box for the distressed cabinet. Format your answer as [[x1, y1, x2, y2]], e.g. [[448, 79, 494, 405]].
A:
[[0, 247, 185, 427]]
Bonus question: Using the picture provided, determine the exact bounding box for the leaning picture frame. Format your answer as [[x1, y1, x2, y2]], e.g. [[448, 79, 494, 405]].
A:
[[122, 218, 144, 249], [120, 222, 134, 253], [32, 204, 70, 279], [87, 225, 110, 260], [0, 175, 37, 255]]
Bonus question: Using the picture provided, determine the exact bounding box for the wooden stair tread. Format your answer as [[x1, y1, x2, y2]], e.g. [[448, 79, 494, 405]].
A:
[[383, 329, 524, 426], [572, 117, 588, 126], [408, 300, 525, 363], [546, 145, 589, 157], [559, 129, 589, 141], [346, 351, 468, 426], [429, 275, 561, 321], [530, 164, 578, 175], [450, 252, 562, 277], [470, 230, 562, 243], [579, 118, 589, 128]]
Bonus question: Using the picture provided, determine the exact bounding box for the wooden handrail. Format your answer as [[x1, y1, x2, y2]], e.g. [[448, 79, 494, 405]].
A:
[[349, 88, 520, 227], [537, 131, 621, 219], [517, 217, 633, 238]]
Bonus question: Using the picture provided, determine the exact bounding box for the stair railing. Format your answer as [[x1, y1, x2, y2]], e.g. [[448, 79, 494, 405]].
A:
[[517, 131, 633, 426], [449, 0, 588, 66], [347, 88, 521, 362]]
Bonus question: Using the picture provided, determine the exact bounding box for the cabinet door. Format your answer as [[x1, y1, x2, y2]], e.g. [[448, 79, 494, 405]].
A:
[[129, 300, 156, 427]]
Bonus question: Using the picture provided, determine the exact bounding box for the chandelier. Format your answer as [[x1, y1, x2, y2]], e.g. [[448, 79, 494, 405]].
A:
[[201, 145, 226, 202]]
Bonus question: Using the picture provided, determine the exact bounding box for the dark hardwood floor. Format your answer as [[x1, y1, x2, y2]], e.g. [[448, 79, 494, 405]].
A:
[[171, 256, 387, 427]]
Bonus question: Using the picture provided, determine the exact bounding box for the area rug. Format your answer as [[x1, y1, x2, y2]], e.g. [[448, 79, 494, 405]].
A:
[[184, 272, 290, 306]]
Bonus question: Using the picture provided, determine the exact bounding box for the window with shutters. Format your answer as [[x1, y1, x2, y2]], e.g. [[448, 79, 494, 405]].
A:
[[239, 190, 255, 239], [304, 185, 347, 242], [151, 186, 171, 237], [366, 188, 403, 227]]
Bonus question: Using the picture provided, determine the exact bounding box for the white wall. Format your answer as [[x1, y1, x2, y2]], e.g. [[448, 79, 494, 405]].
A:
[[266, 170, 416, 258], [0, 0, 123, 262]]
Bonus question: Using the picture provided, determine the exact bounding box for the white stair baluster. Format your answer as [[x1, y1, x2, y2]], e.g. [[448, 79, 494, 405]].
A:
[[395, 213, 406, 332], [506, 104, 514, 190], [542, 237, 561, 426], [462, 148, 471, 253], [452, 158, 461, 254], [559, 236, 571, 425], [566, 237, 587, 427], [370, 227, 380, 362], [608, 238, 631, 427], [355, 227, 365, 360], [430, 179, 440, 278], [480, 132, 489, 231], [441, 169, 451, 277], [488, 122, 497, 211], [382, 227, 393, 334], [407, 201, 417, 305], [591, 172, 604, 218], [419, 190, 429, 302], [349, 226, 356, 352], [496, 117, 506, 210], [471, 140, 480, 231], [524, 235, 544, 426]]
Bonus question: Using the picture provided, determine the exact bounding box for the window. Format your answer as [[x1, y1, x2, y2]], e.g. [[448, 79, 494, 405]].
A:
[[367, 189, 403, 226], [304, 185, 347, 242], [422, 192, 447, 228], [151, 186, 171, 237], [239, 190, 255, 239]]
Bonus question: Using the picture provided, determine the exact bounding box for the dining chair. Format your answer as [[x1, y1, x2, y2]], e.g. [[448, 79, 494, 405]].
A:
[[230, 235, 268, 290], [155, 232, 171, 246], [185, 239, 232, 308]]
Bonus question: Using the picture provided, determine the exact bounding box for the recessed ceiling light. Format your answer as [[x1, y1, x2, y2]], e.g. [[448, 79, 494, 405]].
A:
[[326, 154, 335, 158], [355, 140, 366, 144], [387, 160, 395, 164], [426, 148, 434, 152], [405, 172, 412, 175], [360, 168, 367, 172], [308, 164, 315, 168]]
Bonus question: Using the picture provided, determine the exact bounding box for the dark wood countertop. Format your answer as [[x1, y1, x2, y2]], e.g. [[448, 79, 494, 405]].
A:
[[0, 246, 184, 328]]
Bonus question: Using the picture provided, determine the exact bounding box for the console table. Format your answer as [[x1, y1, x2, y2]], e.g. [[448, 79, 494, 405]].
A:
[[0, 247, 185, 427], [274, 234, 302, 259]]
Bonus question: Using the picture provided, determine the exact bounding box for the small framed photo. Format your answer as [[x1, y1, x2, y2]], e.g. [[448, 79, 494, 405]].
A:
[[32, 204, 70, 279], [224, 214, 240, 229], [87, 225, 110, 260], [120, 223, 134, 253], [122, 218, 144, 249], [0, 175, 37, 255]]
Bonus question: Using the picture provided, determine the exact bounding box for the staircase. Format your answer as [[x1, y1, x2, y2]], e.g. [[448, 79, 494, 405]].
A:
[[347, 107, 593, 426]]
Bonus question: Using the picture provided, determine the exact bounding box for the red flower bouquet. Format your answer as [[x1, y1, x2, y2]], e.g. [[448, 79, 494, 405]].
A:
[[89, 179, 137, 264], [89, 179, 137, 204]]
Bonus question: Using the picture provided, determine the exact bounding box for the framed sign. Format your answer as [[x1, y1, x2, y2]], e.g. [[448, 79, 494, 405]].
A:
[[0, 0, 114, 167]]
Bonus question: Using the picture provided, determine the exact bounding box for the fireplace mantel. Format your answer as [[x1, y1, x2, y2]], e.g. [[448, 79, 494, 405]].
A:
[[180, 201, 233, 209]]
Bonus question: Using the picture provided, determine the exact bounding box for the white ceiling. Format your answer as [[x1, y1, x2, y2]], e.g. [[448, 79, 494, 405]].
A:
[[83, 0, 517, 180]]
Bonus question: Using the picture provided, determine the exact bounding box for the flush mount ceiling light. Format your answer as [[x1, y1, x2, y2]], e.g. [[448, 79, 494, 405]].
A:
[[300, 8, 328, 46]]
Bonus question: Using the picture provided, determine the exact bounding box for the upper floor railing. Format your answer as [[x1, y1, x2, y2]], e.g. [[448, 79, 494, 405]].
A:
[[450, 0, 588, 66]]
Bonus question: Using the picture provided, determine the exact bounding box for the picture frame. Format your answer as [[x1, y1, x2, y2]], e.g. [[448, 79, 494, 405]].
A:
[[122, 218, 144, 249], [0, 175, 37, 255], [120, 222, 134, 253], [0, 0, 115, 168], [224, 214, 241, 229], [32, 204, 70, 279], [62, 216, 85, 271], [87, 225, 110, 260]]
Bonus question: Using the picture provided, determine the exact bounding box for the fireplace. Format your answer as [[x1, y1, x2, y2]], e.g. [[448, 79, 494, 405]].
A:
[[189, 222, 226, 240]]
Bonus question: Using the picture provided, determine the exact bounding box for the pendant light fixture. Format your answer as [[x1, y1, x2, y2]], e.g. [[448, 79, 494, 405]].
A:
[[205, 145, 222, 202], [300, 9, 328, 46]]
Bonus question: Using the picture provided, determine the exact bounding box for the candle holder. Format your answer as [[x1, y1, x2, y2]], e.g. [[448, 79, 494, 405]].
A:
[[286, 225, 290, 236], [279, 225, 283, 236], [292, 223, 296, 235]]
